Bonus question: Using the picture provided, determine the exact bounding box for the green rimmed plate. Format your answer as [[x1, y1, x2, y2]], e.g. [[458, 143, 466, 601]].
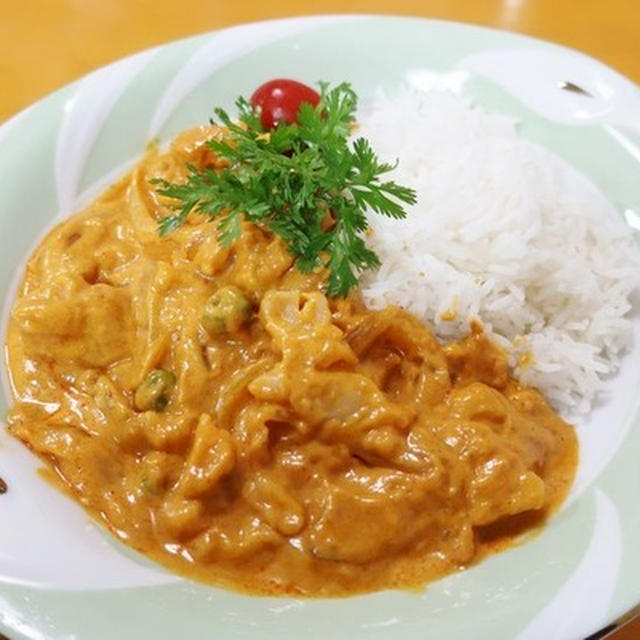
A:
[[1, 15, 639, 640]]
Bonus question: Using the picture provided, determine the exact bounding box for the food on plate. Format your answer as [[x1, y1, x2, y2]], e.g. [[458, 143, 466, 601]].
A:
[[0, 476, 7, 494], [250, 78, 321, 130], [357, 87, 640, 414], [6, 80, 606, 597], [154, 82, 416, 297]]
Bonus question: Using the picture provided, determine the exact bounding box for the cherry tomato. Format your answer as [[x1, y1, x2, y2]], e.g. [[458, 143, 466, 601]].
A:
[[250, 79, 321, 130]]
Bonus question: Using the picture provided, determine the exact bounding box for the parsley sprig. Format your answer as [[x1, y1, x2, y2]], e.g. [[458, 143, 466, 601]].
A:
[[154, 82, 416, 296]]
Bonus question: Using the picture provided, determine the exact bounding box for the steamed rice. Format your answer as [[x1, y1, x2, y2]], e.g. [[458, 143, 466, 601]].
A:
[[357, 88, 640, 415]]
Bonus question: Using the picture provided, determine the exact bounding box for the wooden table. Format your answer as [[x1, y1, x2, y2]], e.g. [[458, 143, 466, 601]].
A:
[[1, 2, 638, 639], [1, 0, 639, 122]]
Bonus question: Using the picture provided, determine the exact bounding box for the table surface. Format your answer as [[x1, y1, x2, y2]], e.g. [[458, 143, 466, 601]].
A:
[[2, 0, 640, 122], [1, 2, 639, 639]]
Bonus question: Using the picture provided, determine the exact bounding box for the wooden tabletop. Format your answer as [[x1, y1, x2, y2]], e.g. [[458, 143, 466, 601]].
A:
[[1, 0, 639, 122], [1, 2, 639, 639]]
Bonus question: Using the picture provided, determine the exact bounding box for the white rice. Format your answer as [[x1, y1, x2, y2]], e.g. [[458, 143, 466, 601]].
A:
[[357, 88, 640, 415]]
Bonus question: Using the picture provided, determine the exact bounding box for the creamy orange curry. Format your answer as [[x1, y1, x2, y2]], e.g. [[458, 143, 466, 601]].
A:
[[5, 126, 577, 596]]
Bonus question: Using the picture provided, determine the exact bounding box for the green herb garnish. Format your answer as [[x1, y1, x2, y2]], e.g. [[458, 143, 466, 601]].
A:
[[154, 82, 416, 297]]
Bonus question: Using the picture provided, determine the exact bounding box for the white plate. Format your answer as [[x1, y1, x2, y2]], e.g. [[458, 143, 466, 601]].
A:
[[1, 15, 639, 640]]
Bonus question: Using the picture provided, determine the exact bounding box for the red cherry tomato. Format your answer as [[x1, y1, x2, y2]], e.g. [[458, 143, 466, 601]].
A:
[[250, 79, 321, 130]]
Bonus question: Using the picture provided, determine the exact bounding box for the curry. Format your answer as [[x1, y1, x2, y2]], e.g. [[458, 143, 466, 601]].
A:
[[5, 126, 578, 596]]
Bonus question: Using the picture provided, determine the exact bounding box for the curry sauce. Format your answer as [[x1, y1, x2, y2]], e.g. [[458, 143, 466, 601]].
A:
[[5, 126, 578, 596]]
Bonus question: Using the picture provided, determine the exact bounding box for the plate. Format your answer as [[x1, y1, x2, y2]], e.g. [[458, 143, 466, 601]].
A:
[[1, 15, 640, 640]]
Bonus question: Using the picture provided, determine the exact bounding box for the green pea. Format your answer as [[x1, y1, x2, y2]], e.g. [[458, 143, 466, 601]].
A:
[[202, 285, 252, 335], [134, 369, 176, 412]]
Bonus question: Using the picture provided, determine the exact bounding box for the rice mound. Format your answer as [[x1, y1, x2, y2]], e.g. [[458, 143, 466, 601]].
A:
[[357, 88, 640, 415]]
